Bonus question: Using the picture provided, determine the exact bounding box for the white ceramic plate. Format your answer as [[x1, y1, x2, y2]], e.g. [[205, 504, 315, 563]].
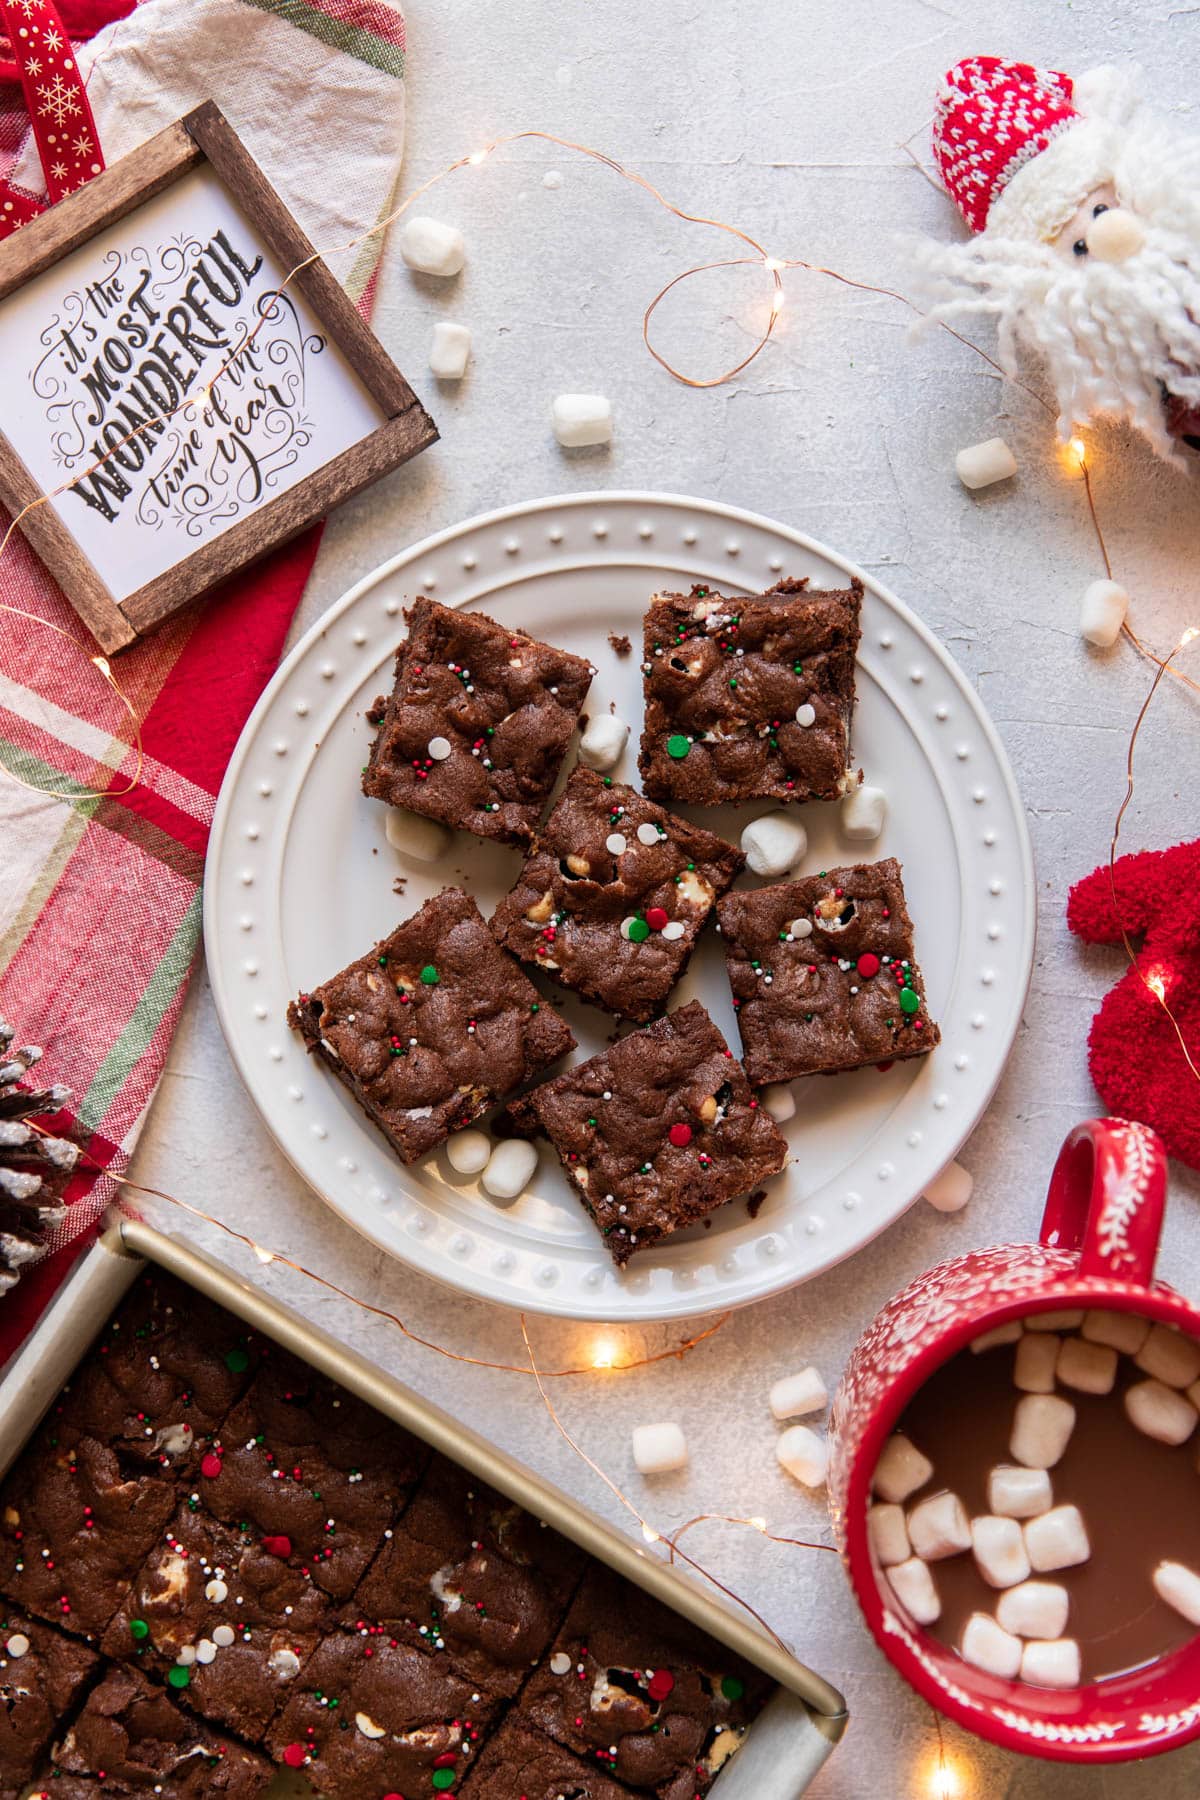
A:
[[206, 493, 1034, 1322]]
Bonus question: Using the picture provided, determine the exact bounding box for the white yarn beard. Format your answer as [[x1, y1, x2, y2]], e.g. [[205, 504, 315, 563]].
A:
[[910, 111, 1200, 458]]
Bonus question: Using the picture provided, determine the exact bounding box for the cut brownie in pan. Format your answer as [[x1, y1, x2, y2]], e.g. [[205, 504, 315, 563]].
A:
[[363, 596, 594, 844], [34, 1665, 272, 1797], [0, 1609, 99, 1797], [638, 577, 862, 806], [103, 1503, 328, 1739], [522, 1568, 768, 1800], [267, 1632, 499, 1794], [288, 887, 575, 1162], [353, 1459, 584, 1696], [508, 1001, 787, 1265], [491, 768, 743, 1021], [0, 1433, 175, 1640], [716, 857, 940, 1084], [458, 1719, 639, 1800]]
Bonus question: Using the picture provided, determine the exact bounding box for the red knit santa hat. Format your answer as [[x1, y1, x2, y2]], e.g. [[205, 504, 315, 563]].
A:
[[932, 55, 1127, 240]]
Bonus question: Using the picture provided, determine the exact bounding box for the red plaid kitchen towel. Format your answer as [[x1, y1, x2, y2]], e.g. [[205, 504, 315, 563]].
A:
[[0, 0, 410, 1357]]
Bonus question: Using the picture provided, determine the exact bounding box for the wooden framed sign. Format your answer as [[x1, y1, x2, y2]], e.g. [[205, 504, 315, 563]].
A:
[[0, 102, 437, 653]]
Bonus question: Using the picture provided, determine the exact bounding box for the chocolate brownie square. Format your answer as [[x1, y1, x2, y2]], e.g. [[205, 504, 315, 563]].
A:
[[638, 577, 862, 806], [195, 1347, 427, 1605], [716, 857, 940, 1084], [33, 1664, 272, 1797], [0, 1433, 175, 1640], [522, 1568, 768, 1799], [0, 1609, 99, 1796], [266, 1633, 500, 1794], [363, 596, 594, 844], [457, 1720, 639, 1800], [353, 1460, 584, 1696], [491, 768, 743, 1021], [288, 888, 575, 1162], [50, 1273, 262, 1482], [103, 1502, 329, 1739], [508, 1002, 787, 1265]]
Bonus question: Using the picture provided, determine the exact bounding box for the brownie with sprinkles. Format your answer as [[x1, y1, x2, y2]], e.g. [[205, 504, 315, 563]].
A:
[[716, 857, 940, 1084], [266, 1632, 501, 1794], [507, 1001, 787, 1266], [352, 1459, 584, 1696], [490, 768, 743, 1022], [362, 596, 595, 845], [51, 1273, 263, 1482], [457, 1719, 640, 1800], [195, 1347, 428, 1605], [102, 1502, 329, 1738], [0, 1608, 100, 1796], [288, 887, 576, 1163], [0, 1432, 175, 1640], [521, 1567, 768, 1800], [35, 1663, 273, 1797], [638, 577, 863, 807]]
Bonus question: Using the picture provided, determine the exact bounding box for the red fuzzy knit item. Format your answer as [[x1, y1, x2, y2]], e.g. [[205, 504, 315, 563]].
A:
[[1067, 840, 1200, 1170]]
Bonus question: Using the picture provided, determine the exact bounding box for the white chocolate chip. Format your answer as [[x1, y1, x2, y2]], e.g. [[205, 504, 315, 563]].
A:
[[1154, 1559, 1200, 1626], [605, 832, 627, 855], [1023, 1505, 1090, 1573], [1081, 1309, 1149, 1354], [481, 1139, 538, 1201], [788, 917, 813, 940], [204, 1579, 228, 1604], [356, 1712, 387, 1739], [550, 1651, 573, 1675], [873, 1434, 933, 1504], [1135, 1324, 1200, 1389], [636, 822, 660, 846], [399, 215, 465, 276], [429, 320, 471, 379], [1125, 1378, 1198, 1445], [1014, 1333, 1059, 1395], [971, 1515, 1031, 1589], [768, 1366, 827, 1420], [776, 1424, 828, 1488], [795, 702, 816, 727], [988, 1465, 1052, 1520], [1055, 1337, 1117, 1395], [1011, 1394, 1076, 1468], [961, 1612, 1022, 1678], [955, 436, 1017, 490], [427, 735, 452, 761], [908, 1491, 971, 1562], [195, 1639, 217, 1665], [868, 1503, 911, 1568], [740, 813, 807, 878], [1079, 578, 1129, 649], [578, 714, 629, 770], [761, 1083, 796, 1123], [885, 1557, 940, 1625], [176, 1646, 197, 1666], [552, 393, 613, 448], [446, 1130, 491, 1175], [997, 1580, 1070, 1640], [5, 1634, 28, 1658], [212, 1625, 236, 1648], [631, 1422, 688, 1474], [923, 1161, 973, 1213], [841, 783, 887, 841], [385, 809, 453, 862], [1020, 1636, 1080, 1689], [660, 920, 685, 941]]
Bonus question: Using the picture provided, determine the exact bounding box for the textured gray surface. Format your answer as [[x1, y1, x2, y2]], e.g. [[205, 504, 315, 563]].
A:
[[128, 3, 1200, 1794]]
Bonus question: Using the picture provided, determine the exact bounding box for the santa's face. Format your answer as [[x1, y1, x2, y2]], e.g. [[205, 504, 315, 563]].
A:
[[1052, 183, 1118, 261]]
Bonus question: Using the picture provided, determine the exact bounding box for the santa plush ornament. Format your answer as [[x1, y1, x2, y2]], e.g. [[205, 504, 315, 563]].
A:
[[911, 56, 1200, 459]]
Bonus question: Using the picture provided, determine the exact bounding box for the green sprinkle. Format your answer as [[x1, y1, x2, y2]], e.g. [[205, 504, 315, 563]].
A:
[[432, 1771, 457, 1792], [129, 1619, 150, 1642], [530, 1002, 539, 1013], [666, 734, 691, 760], [225, 1348, 250, 1374], [805, 1012, 813, 1022], [167, 1666, 190, 1689], [722, 1675, 745, 1701], [627, 917, 651, 942], [899, 988, 920, 1015], [587, 1118, 597, 1127], [603, 776, 613, 787], [729, 678, 738, 689], [420, 965, 440, 985]]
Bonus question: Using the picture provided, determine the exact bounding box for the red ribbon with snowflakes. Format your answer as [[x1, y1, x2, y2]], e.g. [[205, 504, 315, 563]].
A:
[[0, 0, 104, 237]]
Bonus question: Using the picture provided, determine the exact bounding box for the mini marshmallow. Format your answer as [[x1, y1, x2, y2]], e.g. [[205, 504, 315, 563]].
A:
[[761, 1083, 796, 1124], [1079, 578, 1129, 650], [1135, 1324, 1200, 1389], [841, 784, 887, 841], [886, 1557, 940, 1625], [1125, 1378, 1198, 1445], [908, 1491, 972, 1562], [552, 393, 613, 448], [399, 215, 466, 277], [955, 437, 1017, 490], [988, 1464, 1053, 1521], [445, 1129, 491, 1175], [997, 1580, 1070, 1641], [1025, 1310, 1084, 1331], [631, 1422, 688, 1474], [385, 808, 453, 861], [1010, 1394, 1076, 1468], [578, 713, 629, 771], [776, 1424, 828, 1488], [922, 1161, 973, 1213], [1020, 1637, 1080, 1690], [429, 320, 471, 379], [873, 1433, 934, 1504], [740, 812, 808, 878], [867, 1503, 910, 1568], [961, 1612, 1022, 1679], [971, 1321, 1023, 1354], [1081, 1308, 1150, 1355], [769, 1366, 827, 1420], [1024, 1505, 1090, 1573], [1153, 1559, 1200, 1627], [971, 1514, 1031, 1589], [481, 1138, 538, 1200], [1014, 1333, 1059, 1395], [1056, 1336, 1117, 1396]]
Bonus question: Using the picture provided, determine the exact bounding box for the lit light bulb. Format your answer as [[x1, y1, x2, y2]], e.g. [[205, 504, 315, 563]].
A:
[[770, 289, 785, 316], [930, 1755, 962, 1800], [1147, 970, 1167, 1002], [641, 1522, 660, 1544], [1182, 626, 1199, 647], [591, 1340, 616, 1370], [90, 655, 111, 679], [468, 149, 488, 165], [749, 1516, 768, 1532], [1069, 435, 1087, 465], [763, 257, 783, 273]]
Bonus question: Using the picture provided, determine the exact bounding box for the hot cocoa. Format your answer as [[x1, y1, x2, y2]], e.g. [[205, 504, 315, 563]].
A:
[[869, 1310, 1200, 1686]]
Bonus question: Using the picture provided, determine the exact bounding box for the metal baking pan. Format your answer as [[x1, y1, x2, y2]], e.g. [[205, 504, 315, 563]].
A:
[[0, 1216, 847, 1797]]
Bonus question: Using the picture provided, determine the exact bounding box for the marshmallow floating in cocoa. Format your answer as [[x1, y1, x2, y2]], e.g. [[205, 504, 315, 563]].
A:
[[1010, 1394, 1076, 1469], [886, 1557, 940, 1625], [1154, 1559, 1200, 1628], [1024, 1504, 1090, 1574], [1014, 1332, 1059, 1395], [873, 1433, 933, 1504], [961, 1612, 1022, 1679], [867, 1503, 910, 1568], [1081, 1308, 1149, 1355], [988, 1464, 1053, 1521], [971, 1514, 1032, 1589], [908, 1491, 972, 1562], [1019, 1637, 1081, 1689], [996, 1580, 1070, 1641], [1056, 1336, 1118, 1396], [1124, 1379, 1198, 1446], [1025, 1310, 1084, 1332], [1135, 1324, 1200, 1390], [971, 1321, 1022, 1354]]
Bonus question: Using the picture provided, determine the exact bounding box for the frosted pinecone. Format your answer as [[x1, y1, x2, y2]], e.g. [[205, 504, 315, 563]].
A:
[[0, 1020, 79, 1293]]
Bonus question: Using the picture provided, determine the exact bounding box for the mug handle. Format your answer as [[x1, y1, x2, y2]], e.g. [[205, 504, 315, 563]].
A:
[[1040, 1117, 1168, 1283]]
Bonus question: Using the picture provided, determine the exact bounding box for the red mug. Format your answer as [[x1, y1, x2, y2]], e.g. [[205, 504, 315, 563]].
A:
[[827, 1116, 1200, 1763]]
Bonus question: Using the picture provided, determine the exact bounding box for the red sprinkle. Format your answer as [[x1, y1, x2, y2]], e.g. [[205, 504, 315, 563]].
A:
[[262, 1535, 292, 1560], [856, 953, 881, 979], [434, 1752, 460, 1767], [668, 1122, 693, 1148], [645, 906, 669, 932], [282, 1745, 306, 1769], [647, 1668, 676, 1701], [200, 1453, 223, 1479]]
